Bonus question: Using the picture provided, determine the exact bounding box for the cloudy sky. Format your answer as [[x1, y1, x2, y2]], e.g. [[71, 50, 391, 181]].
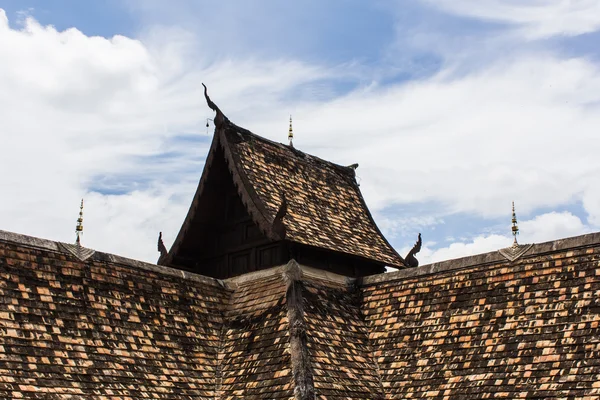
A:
[[1, 0, 599, 266]]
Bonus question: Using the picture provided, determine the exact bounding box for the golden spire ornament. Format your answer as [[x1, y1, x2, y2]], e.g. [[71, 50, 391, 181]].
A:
[[288, 115, 294, 147], [75, 199, 84, 246], [499, 201, 531, 261], [511, 201, 519, 246]]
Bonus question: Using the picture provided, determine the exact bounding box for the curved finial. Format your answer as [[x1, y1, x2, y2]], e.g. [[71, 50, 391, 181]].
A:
[[288, 115, 294, 147], [272, 192, 288, 239], [158, 232, 168, 258], [511, 201, 519, 245], [404, 233, 422, 268], [75, 199, 84, 246], [202, 83, 227, 129]]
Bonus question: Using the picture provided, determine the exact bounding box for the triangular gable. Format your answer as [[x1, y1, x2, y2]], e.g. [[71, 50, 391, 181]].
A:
[[162, 120, 405, 273], [161, 87, 405, 277], [159, 130, 285, 278]]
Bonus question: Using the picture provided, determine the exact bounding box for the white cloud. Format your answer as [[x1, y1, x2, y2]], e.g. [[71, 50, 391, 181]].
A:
[[416, 234, 509, 265], [1, 9, 599, 264], [521, 211, 592, 242], [268, 56, 600, 227], [582, 182, 600, 227], [420, 0, 600, 39], [0, 10, 330, 261], [376, 214, 443, 240]]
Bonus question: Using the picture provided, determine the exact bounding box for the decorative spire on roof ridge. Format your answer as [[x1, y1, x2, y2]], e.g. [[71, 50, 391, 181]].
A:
[[59, 198, 95, 261], [288, 115, 294, 147], [511, 201, 519, 246], [75, 199, 84, 246], [498, 201, 532, 262]]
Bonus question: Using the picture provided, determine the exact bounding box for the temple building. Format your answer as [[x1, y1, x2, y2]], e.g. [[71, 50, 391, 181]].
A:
[[0, 88, 599, 399], [156, 90, 404, 279]]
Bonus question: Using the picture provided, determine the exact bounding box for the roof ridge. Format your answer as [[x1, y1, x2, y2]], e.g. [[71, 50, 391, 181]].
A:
[[0, 229, 223, 288], [283, 260, 316, 400], [224, 120, 358, 177], [223, 261, 357, 287], [361, 230, 600, 286], [219, 126, 281, 240]]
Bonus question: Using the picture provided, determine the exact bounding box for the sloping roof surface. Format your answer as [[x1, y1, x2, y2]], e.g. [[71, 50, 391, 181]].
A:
[[362, 232, 600, 398], [220, 272, 293, 399], [2, 230, 387, 399], [221, 123, 404, 268], [302, 277, 384, 398], [0, 232, 227, 399], [2, 229, 600, 399]]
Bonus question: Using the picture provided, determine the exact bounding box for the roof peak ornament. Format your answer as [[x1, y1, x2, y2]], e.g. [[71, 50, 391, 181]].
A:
[[498, 201, 532, 261], [60, 198, 95, 261], [272, 192, 288, 240], [405, 233, 422, 268], [511, 201, 519, 246], [288, 115, 294, 147], [75, 199, 84, 246], [202, 83, 228, 129], [158, 232, 168, 258]]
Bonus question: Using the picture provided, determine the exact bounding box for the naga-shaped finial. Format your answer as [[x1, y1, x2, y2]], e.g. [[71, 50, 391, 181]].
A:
[[202, 83, 228, 129], [75, 199, 84, 246], [404, 233, 422, 268], [158, 232, 168, 258], [272, 192, 288, 240]]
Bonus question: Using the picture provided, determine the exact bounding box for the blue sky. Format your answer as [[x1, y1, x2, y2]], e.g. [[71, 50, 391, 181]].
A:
[[1, 1, 600, 264]]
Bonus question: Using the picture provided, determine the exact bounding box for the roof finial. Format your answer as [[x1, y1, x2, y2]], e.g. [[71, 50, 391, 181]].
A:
[[202, 83, 227, 129], [75, 199, 84, 246], [404, 233, 422, 268], [511, 201, 519, 246], [158, 232, 168, 258], [288, 115, 294, 147], [272, 192, 288, 240]]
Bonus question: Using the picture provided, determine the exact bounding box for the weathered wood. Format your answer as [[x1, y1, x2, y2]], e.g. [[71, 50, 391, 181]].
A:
[[284, 261, 315, 400]]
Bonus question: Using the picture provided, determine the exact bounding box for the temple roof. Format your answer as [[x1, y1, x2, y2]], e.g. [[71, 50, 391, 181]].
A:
[[161, 118, 405, 269], [2, 228, 600, 398]]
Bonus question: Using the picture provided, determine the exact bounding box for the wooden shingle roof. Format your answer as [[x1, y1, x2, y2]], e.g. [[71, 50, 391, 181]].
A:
[[0, 230, 385, 399], [223, 122, 404, 267], [162, 119, 405, 271], [2, 229, 600, 398], [0, 231, 227, 399]]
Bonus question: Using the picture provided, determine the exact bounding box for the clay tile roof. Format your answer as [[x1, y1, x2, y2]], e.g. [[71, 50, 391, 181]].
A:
[[220, 121, 405, 268]]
